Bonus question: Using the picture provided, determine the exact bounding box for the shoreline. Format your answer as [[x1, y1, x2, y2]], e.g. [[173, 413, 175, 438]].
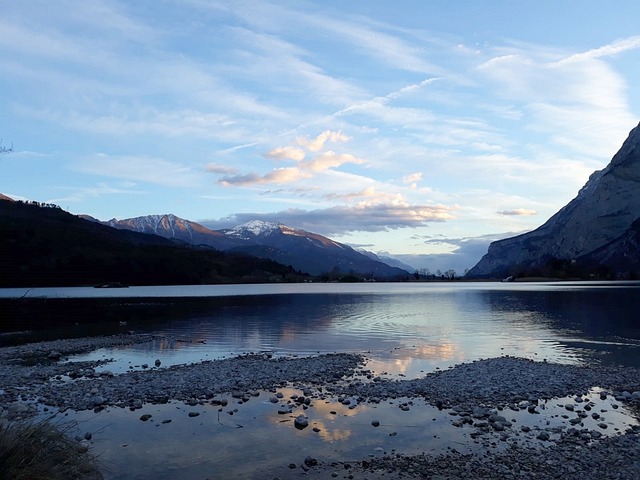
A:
[[1, 334, 639, 479]]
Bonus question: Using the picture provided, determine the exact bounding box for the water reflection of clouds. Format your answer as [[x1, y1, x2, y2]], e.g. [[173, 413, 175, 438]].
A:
[[264, 388, 358, 444], [67, 284, 640, 372], [363, 340, 468, 378], [315, 422, 353, 442]]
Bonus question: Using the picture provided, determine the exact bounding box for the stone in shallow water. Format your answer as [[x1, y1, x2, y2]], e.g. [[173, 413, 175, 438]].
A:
[[294, 415, 309, 430], [536, 431, 550, 441], [76, 439, 90, 453]]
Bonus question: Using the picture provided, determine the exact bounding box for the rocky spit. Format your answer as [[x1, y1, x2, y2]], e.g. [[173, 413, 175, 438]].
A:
[[1, 334, 639, 479]]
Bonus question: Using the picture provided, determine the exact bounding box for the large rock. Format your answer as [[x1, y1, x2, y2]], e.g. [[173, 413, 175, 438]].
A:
[[467, 122, 640, 278]]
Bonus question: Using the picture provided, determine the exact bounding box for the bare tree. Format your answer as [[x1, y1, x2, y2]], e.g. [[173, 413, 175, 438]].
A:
[[0, 139, 13, 154]]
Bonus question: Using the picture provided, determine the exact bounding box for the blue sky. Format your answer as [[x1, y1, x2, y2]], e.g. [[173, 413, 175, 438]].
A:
[[1, 1, 639, 273]]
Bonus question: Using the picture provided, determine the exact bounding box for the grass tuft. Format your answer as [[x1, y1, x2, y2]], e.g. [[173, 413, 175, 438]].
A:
[[0, 413, 103, 480]]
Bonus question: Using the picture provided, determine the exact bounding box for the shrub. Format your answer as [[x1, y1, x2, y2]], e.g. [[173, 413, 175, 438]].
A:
[[0, 413, 102, 480]]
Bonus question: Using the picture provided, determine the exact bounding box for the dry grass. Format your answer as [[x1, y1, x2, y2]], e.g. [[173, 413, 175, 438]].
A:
[[0, 413, 103, 480]]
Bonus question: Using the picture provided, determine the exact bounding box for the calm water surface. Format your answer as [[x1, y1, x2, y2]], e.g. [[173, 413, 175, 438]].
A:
[[3, 282, 640, 374], [3, 282, 640, 479]]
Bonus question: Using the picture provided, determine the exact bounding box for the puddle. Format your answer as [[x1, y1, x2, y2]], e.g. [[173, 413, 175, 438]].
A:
[[48, 386, 638, 480]]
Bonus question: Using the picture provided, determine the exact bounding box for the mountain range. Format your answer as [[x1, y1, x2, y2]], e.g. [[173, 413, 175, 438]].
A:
[[0, 199, 311, 287], [91, 216, 410, 278], [467, 121, 640, 279]]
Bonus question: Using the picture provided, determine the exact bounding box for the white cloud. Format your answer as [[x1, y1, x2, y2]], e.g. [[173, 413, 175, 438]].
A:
[[264, 146, 306, 161], [212, 130, 366, 188], [302, 151, 365, 172], [296, 130, 351, 152], [403, 172, 423, 183]]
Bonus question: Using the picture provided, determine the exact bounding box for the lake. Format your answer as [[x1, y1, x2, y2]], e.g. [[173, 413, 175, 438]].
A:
[[2, 281, 640, 479], [3, 281, 640, 373]]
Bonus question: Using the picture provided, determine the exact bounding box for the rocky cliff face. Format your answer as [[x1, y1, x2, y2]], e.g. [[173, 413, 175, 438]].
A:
[[467, 122, 640, 278]]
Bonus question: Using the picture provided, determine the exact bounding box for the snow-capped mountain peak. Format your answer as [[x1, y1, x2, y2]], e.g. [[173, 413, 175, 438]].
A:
[[225, 220, 284, 238]]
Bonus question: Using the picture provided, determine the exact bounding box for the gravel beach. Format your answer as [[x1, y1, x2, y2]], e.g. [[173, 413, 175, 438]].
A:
[[1, 334, 639, 479]]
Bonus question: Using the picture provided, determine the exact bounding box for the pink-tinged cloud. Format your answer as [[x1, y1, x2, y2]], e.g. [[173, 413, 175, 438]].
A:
[[497, 208, 537, 216], [264, 146, 306, 161], [205, 162, 238, 174], [296, 130, 350, 152], [219, 150, 366, 187], [302, 151, 365, 172], [219, 167, 310, 186], [403, 172, 423, 183]]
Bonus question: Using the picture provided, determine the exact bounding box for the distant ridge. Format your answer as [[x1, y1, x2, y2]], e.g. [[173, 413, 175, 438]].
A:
[[103, 214, 239, 250], [467, 121, 640, 279], [105, 217, 409, 278]]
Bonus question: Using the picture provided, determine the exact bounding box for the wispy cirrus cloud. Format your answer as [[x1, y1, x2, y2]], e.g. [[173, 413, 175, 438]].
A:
[[322, 186, 378, 201], [46, 182, 143, 205], [213, 1, 443, 75], [77, 154, 201, 188], [476, 37, 639, 161], [555, 35, 640, 65]]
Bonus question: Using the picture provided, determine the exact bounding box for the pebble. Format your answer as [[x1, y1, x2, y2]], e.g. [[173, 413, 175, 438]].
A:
[[294, 415, 309, 430]]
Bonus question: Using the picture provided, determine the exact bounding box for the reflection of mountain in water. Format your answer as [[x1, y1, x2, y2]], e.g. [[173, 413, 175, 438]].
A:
[[472, 286, 640, 366]]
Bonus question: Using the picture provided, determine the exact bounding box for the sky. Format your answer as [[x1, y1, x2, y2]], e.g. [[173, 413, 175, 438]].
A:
[[1, 1, 639, 274]]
